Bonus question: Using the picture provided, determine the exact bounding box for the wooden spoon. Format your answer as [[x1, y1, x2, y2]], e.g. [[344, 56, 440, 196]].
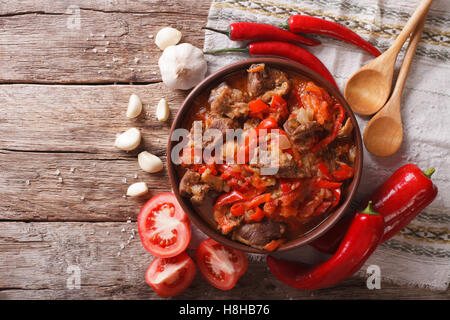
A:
[[344, 0, 433, 115], [363, 17, 426, 157]]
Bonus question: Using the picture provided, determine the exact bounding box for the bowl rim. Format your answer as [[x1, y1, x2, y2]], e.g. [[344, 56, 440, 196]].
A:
[[167, 57, 363, 254]]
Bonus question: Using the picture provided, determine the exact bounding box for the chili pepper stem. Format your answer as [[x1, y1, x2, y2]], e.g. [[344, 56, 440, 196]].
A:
[[204, 47, 250, 55], [202, 26, 230, 37], [279, 19, 290, 31], [423, 167, 436, 178], [360, 201, 379, 216]]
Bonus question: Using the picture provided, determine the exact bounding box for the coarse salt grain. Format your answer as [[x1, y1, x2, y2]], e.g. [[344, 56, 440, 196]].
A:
[[25, 180, 30, 185], [120, 243, 125, 249], [81, 195, 85, 200], [134, 173, 138, 179], [55, 169, 61, 175], [70, 167, 75, 173], [58, 177, 63, 183], [104, 48, 108, 53], [122, 177, 127, 184], [122, 194, 126, 198], [134, 57, 140, 64], [92, 48, 97, 53]]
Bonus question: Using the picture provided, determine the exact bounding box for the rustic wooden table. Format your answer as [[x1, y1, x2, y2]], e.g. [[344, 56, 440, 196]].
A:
[[0, 0, 448, 300]]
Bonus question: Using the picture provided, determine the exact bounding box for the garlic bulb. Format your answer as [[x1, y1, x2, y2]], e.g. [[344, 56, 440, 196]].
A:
[[155, 27, 182, 50], [158, 43, 207, 90]]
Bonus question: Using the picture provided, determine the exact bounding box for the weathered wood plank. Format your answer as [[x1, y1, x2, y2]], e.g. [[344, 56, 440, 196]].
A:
[[0, 84, 188, 221], [0, 84, 180, 153], [0, 0, 211, 83], [0, 222, 447, 300]]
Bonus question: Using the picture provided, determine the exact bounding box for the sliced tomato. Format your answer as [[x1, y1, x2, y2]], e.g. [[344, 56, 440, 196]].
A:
[[138, 193, 191, 258], [196, 238, 248, 290], [145, 252, 196, 298]]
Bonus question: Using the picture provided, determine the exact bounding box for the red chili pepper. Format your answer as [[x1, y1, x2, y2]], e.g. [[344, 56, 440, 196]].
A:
[[311, 165, 438, 254], [205, 41, 337, 88], [214, 190, 247, 208], [311, 104, 345, 152], [267, 201, 384, 290], [314, 179, 342, 189], [332, 161, 354, 181], [203, 22, 321, 46], [283, 15, 381, 57]]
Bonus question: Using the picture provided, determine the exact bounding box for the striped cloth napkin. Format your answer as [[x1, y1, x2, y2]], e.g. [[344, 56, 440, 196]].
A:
[[197, 0, 450, 290]]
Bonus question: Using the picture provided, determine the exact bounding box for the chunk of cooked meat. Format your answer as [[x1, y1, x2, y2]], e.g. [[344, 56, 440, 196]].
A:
[[283, 117, 324, 153], [201, 168, 224, 192], [207, 116, 238, 135], [232, 219, 286, 249], [208, 82, 249, 119], [204, 116, 238, 150], [247, 64, 291, 102], [179, 169, 210, 203], [337, 118, 353, 137]]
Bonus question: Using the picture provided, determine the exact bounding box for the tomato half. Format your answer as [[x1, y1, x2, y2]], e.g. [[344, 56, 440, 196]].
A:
[[145, 252, 196, 298], [138, 192, 191, 258], [195, 238, 248, 290]]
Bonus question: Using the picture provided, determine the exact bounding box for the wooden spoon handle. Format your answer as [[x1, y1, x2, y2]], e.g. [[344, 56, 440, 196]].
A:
[[391, 17, 427, 97], [389, 0, 433, 55]]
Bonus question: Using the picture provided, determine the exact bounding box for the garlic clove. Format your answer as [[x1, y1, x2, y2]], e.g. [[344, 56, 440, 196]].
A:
[[126, 94, 142, 118], [156, 98, 170, 122], [138, 151, 163, 173], [126, 182, 149, 197], [155, 27, 182, 50], [114, 128, 142, 151]]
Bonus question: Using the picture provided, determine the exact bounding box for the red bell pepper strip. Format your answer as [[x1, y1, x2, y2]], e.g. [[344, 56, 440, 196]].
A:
[[203, 22, 321, 46], [257, 117, 279, 131], [283, 15, 381, 57], [230, 203, 245, 216], [205, 41, 338, 88], [248, 207, 266, 222], [311, 164, 438, 254], [270, 94, 289, 120], [263, 239, 285, 252], [214, 190, 247, 208], [246, 193, 271, 209], [317, 162, 333, 180], [331, 188, 341, 209], [249, 99, 270, 113], [311, 104, 345, 152], [332, 161, 354, 181], [314, 179, 342, 189], [267, 201, 384, 290]]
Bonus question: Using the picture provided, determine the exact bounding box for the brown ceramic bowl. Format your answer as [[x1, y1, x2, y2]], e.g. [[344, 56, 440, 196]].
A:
[[167, 58, 363, 254]]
